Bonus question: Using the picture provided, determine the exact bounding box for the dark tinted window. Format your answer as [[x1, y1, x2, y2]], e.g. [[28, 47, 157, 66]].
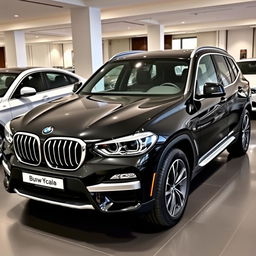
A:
[[12, 73, 44, 98], [227, 57, 239, 77], [0, 73, 18, 97], [68, 75, 79, 84], [213, 55, 232, 86], [44, 72, 70, 89], [224, 57, 236, 83], [80, 59, 190, 96], [237, 61, 256, 75], [196, 55, 218, 95]]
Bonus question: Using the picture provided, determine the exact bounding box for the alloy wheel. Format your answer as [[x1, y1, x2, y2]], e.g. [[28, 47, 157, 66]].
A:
[[165, 158, 188, 218], [242, 113, 250, 150]]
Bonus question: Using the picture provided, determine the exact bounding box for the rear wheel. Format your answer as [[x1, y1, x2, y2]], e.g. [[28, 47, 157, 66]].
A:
[[144, 149, 190, 228], [227, 109, 251, 156]]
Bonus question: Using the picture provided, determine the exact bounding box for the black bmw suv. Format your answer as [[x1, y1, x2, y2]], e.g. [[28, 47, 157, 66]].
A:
[[2, 47, 251, 228]]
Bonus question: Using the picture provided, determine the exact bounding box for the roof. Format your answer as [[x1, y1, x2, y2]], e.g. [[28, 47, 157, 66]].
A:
[[112, 49, 193, 61], [237, 58, 256, 62], [111, 47, 229, 62], [0, 67, 39, 74]]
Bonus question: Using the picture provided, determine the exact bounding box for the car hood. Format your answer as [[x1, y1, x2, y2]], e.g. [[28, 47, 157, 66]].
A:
[[12, 94, 184, 140]]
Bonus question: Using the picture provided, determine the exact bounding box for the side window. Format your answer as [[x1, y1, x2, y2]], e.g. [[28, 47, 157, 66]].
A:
[[227, 57, 239, 78], [196, 55, 218, 96], [12, 73, 44, 98], [44, 72, 71, 90], [92, 65, 124, 92], [68, 76, 79, 84], [213, 55, 232, 87], [224, 57, 236, 83]]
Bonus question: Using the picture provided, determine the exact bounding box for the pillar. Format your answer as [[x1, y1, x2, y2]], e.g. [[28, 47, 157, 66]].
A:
[[4, 30, 27, 67], [147, 24, 164, 51], [71, 7, 103, 78]]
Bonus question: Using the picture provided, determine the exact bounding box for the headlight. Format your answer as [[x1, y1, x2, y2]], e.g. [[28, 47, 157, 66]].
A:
[[94, 132, 158, 157], [4, 121, 13, 144]]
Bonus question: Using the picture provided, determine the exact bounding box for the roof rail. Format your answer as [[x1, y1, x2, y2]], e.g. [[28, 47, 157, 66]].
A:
[[191, 46, 228, 58], [110, 51, 145, 61]]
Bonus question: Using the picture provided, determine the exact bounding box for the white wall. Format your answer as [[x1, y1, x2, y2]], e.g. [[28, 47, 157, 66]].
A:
[[50, 44, 63, 67], [109, 38, 131, 58], [197, 32, 217, 47], [26, 43, 73, 68], [227, 28, 254, 60], [63, 43, 73, 68]]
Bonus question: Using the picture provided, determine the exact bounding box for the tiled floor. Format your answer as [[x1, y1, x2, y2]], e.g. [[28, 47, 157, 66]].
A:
[[1, 122, 256, 256]]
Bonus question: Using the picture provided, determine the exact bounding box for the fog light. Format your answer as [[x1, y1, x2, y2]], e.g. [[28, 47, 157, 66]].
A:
[[110, 173, 137, 180]]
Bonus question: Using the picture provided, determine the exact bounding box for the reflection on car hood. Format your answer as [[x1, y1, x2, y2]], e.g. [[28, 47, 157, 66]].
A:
[[12, 94, 184, 140]]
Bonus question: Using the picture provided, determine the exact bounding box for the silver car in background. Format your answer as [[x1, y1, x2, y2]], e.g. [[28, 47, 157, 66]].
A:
[[0, 67, 85, 142]]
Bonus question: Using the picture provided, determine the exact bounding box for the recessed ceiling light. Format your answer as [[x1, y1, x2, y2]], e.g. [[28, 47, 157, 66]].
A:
[[14, 14, 19, 18], [181, 21, 185, 24], [35, 35, 39, 38]]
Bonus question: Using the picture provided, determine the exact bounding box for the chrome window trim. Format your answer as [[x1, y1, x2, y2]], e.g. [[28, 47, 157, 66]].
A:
[[87, 180, 141, 192], [14, 189, 95, 210], [191, 52, 240, 102], [43, 136, 86, 171], [13, 132, 41, 167]]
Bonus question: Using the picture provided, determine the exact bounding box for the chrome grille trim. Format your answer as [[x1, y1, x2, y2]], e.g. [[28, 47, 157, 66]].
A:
[[13, 132, 41, 166], [43, 137, 86, 171]]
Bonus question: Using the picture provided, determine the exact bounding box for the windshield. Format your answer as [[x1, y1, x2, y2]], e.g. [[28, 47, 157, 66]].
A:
[[80, 59, 190, 96], [0, 73, 18, 97], [237, 61, 256, 75]]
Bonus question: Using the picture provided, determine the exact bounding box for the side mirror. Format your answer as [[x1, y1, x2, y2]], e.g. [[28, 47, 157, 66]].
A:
[[20, 87, 37, 97], [73, 82, 82, 93], [201, 83, 226, 98]]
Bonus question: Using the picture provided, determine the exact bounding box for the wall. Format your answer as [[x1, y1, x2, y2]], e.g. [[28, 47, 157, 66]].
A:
[[63, 43, 73, 68], [227, 28, 254, 60], [26, 43, 73, 68], [197, 32, 217, 47], [109, 38, 131, 58]]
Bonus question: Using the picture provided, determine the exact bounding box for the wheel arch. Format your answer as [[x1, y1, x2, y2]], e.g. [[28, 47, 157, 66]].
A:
[[156, 131, 198, 177]]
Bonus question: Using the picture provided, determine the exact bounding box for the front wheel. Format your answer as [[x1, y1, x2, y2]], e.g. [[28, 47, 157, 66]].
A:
[[144, 149, 190, 228], [227, 109, 251, 156]]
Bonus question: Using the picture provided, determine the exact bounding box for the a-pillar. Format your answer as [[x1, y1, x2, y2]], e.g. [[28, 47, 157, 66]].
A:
[[71, 7, 103, 78], [4, 30, 27, 67], [147, 24, 164, 51]]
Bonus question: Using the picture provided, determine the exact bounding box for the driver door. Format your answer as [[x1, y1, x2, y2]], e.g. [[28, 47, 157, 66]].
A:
[[8, 72, 46, 119]]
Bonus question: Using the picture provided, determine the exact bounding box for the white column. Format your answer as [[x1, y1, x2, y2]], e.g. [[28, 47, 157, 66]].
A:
[[4, 31, 27, 67], [147, 24, 164, 51], [71, 7, 103, 79], [103, 39, 110, 63], [217, 30, 227, 50]]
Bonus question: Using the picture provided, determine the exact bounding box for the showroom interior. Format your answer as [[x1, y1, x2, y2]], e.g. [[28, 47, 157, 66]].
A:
[[1, 0, 256, 255]]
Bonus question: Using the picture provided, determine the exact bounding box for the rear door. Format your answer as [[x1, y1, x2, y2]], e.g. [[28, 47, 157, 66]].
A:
[[42, 72, 75, 101], [213, 55, 249, 132], [193, 54, 230, 156]]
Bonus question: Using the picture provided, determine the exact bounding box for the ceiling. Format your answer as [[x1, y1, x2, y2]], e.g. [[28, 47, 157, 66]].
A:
[[0, 0, 256, 44]]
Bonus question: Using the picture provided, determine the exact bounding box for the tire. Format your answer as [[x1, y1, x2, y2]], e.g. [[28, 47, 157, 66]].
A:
[[144, 148, 190, 228], [227, 109, 251, 156]]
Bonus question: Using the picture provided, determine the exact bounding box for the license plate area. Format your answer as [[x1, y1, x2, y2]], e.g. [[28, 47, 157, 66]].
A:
[[22, 172, 64, 190]]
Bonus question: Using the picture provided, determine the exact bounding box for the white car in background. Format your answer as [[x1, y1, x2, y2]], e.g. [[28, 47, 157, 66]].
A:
[[0, 67, 85, 142], [237, 59, 256, 111]]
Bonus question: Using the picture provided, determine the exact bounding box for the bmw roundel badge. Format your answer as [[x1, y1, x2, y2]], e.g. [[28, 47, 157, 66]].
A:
[[42, 126, 54, 135]]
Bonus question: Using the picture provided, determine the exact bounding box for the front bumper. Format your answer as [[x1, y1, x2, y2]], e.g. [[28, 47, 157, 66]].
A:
[[3, 151, 156, 213]]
